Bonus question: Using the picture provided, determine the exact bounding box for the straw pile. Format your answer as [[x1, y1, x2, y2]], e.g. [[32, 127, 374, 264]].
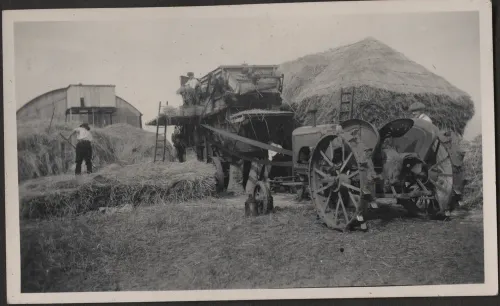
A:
[[462, 135, 483, 207], [278, 37, 475, 135], [19, 160, 217, 219], [17, 120, 174, 182]]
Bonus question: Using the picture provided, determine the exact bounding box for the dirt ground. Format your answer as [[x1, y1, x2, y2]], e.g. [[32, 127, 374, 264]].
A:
[[21, 193, 485, 292]]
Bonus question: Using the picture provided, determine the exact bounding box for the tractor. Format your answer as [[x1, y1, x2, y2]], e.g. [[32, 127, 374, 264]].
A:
[[297, 110, 465, 231]]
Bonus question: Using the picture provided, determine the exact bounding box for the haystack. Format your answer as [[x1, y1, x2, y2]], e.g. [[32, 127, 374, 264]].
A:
[[19, 160, 217, 219], [17, 120, 174, 182], [462, 134, 483, 207], [278, 37, 475, 135]]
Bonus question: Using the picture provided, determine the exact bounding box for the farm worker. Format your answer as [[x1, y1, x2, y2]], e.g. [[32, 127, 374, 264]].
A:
[[172, 126, 186, 162], [185, 72, 200, 89], [409, 102, 432, 123], [185, 72, 201, 105], [68, 123, 93, 175]]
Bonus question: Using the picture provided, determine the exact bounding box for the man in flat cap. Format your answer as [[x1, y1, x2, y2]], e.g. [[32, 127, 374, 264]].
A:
[[184, 72, 201, 105], [185, 72, 200, 89], [409, 102, 432, 123]]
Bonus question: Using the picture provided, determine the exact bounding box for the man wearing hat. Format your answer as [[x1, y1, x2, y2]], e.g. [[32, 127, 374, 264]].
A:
[[68, 123, 93, 175], [409, 102, 432, 123], [185, 72, 200, 88], [184, 72, 201, 105]]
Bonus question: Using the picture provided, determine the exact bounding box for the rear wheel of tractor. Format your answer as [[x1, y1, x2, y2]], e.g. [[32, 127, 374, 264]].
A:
[[426, 143, 455, 220], [309, 134, 371, 232], [253, 181, 274, 215]]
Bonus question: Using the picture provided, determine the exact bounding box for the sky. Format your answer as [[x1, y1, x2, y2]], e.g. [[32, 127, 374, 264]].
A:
[[14, 10, 481, 140]]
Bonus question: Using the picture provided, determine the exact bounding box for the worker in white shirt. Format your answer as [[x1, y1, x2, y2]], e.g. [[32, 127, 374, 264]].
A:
[[184, 72, 201, 105], [68, 123, 93, 175], [409, 102, 432, 123], [185, 72, 200, 89]]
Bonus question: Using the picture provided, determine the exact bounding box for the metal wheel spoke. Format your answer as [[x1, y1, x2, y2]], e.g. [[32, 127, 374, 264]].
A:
[[429, 156, 450, 171], [315, 182, 334, 194], [320, 176, 337, 183], [348, 171, 359, 179], [320, 150, 334, 167], [339, 194, 349, 224], [334, 196, 340, 224], [416, 179, 429, 192], [348, 191, 359, 206], [314, 168, 329, 177], [341, 182, 360, 193], [323, 189, 333, 214], [340, 152, 353, 173], [341, 139, 345, 162]]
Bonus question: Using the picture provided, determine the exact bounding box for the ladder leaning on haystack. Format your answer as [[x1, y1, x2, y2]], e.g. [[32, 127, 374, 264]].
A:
[[154, 101, 169, 162], [338, 87, 355, 123]]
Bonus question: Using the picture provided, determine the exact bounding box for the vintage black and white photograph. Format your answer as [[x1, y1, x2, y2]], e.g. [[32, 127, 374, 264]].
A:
[[3, 0, 498, 303]]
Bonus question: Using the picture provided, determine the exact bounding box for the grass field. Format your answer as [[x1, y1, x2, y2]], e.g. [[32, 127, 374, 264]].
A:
[[21, 193, 484, 292], [19, 130, 485, 293]]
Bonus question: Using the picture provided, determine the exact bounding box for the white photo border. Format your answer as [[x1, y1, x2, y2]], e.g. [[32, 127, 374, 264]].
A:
[[3, 0, 497, 303]]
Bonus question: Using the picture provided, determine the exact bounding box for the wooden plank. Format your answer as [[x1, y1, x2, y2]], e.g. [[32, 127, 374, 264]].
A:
[[207, 139, 292, 167], [201, 124, 293, 156]]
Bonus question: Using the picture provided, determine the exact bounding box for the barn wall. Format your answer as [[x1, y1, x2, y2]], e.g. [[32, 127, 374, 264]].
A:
[[16, 89, 67, 123], [67, 113, 114, 128], [17, 86, 142, 129], [112, 97, 142, 128], [67, 85, 116, 108]]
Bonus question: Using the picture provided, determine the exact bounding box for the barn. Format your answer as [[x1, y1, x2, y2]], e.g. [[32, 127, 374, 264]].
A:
[[16, 84, 143, 128]]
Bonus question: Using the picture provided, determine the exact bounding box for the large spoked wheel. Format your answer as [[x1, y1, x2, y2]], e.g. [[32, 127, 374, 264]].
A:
[[212, 157, 229, 193], [253, 181, 274, 215], [309, 134, 369, 232], [403, 143, 455, 220], [427, 143, 455, 219]]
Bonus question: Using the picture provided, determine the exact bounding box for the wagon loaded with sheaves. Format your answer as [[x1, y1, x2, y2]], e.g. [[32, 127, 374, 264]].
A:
[[146, 64, 466, 232]]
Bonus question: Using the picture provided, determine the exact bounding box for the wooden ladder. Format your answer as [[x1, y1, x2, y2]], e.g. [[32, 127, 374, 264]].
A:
[[154, 101, 169, 162], [338, 87, 355, 123]]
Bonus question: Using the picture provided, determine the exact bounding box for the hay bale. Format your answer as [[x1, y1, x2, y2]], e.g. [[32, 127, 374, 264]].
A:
[[19, 160, 217, 219], [17, 120, 174, 182], [278, 37, 475, 135]]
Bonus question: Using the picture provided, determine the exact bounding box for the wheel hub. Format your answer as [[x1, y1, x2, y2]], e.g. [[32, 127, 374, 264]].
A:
[[333, 173, 350, 192]]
